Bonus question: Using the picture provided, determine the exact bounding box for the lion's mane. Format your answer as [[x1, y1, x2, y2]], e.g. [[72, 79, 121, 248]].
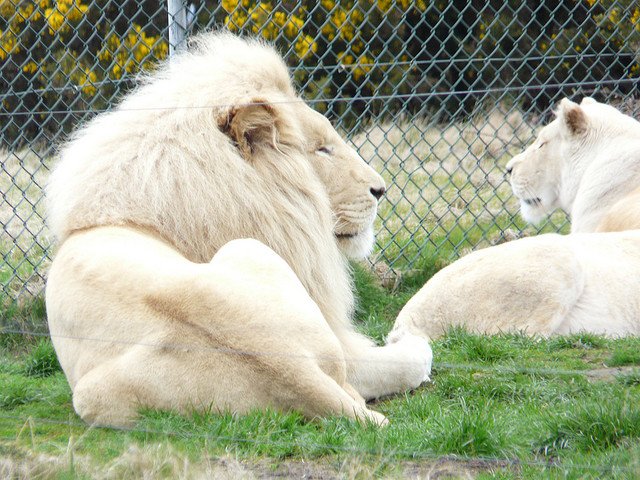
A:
[[47, 33, 353, 335]]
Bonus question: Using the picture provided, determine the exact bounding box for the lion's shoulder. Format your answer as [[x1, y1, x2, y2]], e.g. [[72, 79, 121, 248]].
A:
[[595, 186, 640, 232]]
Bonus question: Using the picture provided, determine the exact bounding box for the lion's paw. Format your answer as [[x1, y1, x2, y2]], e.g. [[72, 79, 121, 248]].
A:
[[393, 332, 433, 389]]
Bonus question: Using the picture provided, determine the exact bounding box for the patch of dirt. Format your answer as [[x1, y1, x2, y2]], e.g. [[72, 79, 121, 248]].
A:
[[584, 366, 640, 383], [369, 260, 403, 291], [488, 228, 529, 246], [214, 456, 517, 479], [395, 457, 516, 479]]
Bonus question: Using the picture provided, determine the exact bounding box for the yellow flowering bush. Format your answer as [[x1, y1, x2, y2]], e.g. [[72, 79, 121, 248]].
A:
[[593, 2, 640, 50], [472, 0, 640, 110], [97, 25, 169, 79], [0, 0, 168, 143], [223, 2, 316, 59], [214, 0, 433, 111], [45, 0, 88, 35], [2, 0, 639, 143]]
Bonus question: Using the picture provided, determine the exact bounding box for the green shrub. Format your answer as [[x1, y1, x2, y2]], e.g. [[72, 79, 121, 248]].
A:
[[22, 339, 61, 377]]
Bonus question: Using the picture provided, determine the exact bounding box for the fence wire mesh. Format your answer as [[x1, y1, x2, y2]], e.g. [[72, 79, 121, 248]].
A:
[[1, 0, 640, 301]]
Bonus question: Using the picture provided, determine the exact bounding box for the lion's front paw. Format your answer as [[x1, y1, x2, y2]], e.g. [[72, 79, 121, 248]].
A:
[[393, 333, 433, 389]]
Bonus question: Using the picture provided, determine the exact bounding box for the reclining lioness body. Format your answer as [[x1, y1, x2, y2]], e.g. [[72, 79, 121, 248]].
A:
[[46, 33, 431, 427], [391, 98, 640, 339], [390, 230, 640, 339]]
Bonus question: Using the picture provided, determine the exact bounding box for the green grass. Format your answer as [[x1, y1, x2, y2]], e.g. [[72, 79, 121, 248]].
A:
[[608, 345, 640, 367], [0, 295, 48, 351], [1, 268, 640, 478], [22, 339, 61, 378]]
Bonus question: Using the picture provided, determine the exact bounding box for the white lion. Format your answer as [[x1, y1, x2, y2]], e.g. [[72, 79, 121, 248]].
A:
[[45, 32, 431, 427], [390, 98, 640, 339], [507, 97, 640, 233]]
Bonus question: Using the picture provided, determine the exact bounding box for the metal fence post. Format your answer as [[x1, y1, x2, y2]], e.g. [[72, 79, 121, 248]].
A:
[[167, 0, 187, 57]]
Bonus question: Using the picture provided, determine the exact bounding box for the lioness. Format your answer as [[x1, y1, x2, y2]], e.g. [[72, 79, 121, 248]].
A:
[[507, 97, 640, 232], [390, 98, 640, 338], [46, 33, 431, 427]]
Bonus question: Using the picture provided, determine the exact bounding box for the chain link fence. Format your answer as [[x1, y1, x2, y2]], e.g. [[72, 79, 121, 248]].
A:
[[1, 0, 640, 301]]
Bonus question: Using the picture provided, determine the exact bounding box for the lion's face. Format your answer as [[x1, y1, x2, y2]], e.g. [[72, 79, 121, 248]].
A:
[[505, 97, 609, 223], [505, 120, 564, 224], [506, 97, 640, 231], [298, 106, 386, 259], [220, 99, 385, 260]]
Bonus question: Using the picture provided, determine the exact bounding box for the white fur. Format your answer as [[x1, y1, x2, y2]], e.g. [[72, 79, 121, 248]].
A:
[[392, 231, 640, 339], [507, 97, 640, 232], [45, 32, 431, 427], [392, 98, 640, 339]]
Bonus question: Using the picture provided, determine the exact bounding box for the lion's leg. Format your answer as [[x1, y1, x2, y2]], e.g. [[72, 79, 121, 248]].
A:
[[65, 236, 388, 427], [280, 366, 388, 425], [337, 331, 432, 400], [72, 357, 146, 427], [71, 342, 387, 427]]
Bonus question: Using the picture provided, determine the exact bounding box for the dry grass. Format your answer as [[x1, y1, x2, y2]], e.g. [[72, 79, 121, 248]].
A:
[[0, 440, 485, 479], [0, 439, 500, 479], [0, 442, 258, 480]]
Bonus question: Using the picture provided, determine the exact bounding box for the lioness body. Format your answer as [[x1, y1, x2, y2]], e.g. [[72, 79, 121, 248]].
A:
[[391, 231, 640, 339], [46, 33, 431, 427], [595, 185, 640, 233], [392, 98, 640, 338]]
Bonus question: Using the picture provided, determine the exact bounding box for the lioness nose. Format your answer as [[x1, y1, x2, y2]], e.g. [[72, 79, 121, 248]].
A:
[[505, 159, 516, 176], [505, 156, 518, 176], [370, 186, 385, 200]]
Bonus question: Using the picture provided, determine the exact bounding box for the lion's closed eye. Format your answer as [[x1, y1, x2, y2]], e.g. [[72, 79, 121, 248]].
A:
[[316, 146, 333, 156]]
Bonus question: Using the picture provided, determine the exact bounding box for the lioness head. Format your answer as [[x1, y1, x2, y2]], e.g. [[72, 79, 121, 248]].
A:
[[505, 97, 633, 224]]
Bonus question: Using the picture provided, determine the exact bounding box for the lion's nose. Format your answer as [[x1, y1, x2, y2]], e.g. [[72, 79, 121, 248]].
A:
[[505, 160, 516, 177], [505, 156, 518, 177], [370, 186, 385, 200]]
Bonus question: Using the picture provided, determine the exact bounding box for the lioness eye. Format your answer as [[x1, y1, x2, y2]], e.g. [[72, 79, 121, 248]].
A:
[[316, 146, 333, 156], [538, 142, 546, 149]]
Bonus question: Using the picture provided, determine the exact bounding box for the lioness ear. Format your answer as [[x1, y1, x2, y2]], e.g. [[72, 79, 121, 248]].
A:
[[218, 99, 279, 159], [558, 98, 588, 136]]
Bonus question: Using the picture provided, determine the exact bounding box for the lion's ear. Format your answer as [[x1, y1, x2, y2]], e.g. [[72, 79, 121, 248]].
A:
[[558, 98, 588, 136], [218, 99, 279, 159]]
